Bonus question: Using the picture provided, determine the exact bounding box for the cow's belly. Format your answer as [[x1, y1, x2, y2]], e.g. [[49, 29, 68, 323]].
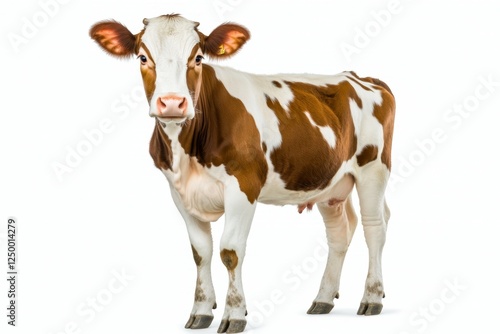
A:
[[161, 152, 355, 220], [258, 161, 355, 208], [162, 164, 225, 223]]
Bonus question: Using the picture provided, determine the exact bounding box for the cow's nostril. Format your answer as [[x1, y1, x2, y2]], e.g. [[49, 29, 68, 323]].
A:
[[158, 97, 166, 107], [179, 97, 187, 110]]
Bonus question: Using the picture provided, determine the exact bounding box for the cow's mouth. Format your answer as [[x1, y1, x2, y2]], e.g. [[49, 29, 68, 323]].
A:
[[156, 116, 187, 124]]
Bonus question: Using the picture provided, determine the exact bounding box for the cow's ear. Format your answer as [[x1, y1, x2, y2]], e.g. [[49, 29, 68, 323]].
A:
[[89, 20, 136, 58], [204, 23, 250, 59]]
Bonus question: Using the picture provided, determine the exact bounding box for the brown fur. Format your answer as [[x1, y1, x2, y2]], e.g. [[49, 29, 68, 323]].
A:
[[191, 245, 202, 266], [149, 120, 173, 170], [138, 43, 156, 103], [89, 21, 136, 58], [356, 145, 379, 167], [267, 81, 359, 191], [202, 23, 250, 59], [220, 249, 238, 271]]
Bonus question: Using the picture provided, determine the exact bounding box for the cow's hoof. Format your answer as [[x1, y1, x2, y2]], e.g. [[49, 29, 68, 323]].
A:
[[307, 301, 334, 314], [217, 319, 247, 333], [357, 303, 383, 316], [185, 314, 214, 329]]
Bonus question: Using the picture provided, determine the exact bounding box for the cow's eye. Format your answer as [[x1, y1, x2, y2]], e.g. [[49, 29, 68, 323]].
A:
[[138, 55, 147, 64], [195, 55, 204, 65]]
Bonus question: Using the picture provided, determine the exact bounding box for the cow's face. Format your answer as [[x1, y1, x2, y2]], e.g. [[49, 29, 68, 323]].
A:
[[90, 14, 250, 124]]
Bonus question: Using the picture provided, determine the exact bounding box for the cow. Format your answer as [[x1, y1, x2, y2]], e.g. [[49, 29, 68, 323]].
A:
[[90, 14, 395, 333]]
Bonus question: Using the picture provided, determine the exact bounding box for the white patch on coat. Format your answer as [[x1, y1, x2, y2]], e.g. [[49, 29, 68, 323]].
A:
[[304, 111, 337, 148]]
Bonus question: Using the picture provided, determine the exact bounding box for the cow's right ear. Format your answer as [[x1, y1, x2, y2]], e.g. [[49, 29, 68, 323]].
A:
[[89, 20, 136, 58]]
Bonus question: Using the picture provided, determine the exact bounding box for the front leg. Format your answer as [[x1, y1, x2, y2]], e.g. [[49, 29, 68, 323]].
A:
[[169, 188, 217, 329], [184, 218, 217, 329], [218, 181, 257, 334]]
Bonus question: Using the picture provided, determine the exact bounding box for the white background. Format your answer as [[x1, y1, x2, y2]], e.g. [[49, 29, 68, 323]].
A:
[[1, 0, 500, 333]]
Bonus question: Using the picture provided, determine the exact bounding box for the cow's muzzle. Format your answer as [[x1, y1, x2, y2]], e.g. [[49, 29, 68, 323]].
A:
[[153, 93, 188, 119]]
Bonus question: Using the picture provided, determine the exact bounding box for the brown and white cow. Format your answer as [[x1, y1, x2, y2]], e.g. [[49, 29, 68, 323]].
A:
[[90, 14, 395, 333]]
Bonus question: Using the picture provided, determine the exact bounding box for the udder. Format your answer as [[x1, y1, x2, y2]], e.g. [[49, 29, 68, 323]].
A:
[[297, 174, 355, 213]]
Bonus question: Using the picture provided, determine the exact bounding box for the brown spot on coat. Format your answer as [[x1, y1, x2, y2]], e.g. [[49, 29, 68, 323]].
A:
[[267, 81, 358, 191], [367, 281, 384, 297], [373, 93, 395, 170], [186, 44, 203, 106], [191, 245, 202, 266], [272, 80, 282, 88], [138, 42, 156, 103], [262, 142, 267, 154], [149, 120, 172, 170], [226, 285, 243, 307], [195, 278, 207, 302], [356, 145, 378, 167], [220, 249, 238, 271]]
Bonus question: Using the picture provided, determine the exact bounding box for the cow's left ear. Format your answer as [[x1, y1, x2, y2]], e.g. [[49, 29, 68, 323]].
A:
[[204, 23, 250, 59]]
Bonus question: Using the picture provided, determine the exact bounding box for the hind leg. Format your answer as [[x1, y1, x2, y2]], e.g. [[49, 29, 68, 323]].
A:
[[356, 166, 390, 315], [307, 195, 358, 314]]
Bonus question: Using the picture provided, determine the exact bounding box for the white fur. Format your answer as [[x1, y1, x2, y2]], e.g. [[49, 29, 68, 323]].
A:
[[141, 16, 201, 119], [304, 111, 337, 148]]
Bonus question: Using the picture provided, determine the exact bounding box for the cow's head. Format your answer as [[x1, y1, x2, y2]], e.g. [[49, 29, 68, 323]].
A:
[[90, 14, 250, 124]]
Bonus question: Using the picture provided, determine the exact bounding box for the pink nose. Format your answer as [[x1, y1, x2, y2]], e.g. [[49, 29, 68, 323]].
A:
[[156, 94, 187, 118]]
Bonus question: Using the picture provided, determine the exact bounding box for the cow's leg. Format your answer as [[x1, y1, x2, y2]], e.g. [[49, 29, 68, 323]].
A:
[[308, 195, 358, 314], [184, 218, 217, 329], [170, 188, 217, 329], [356, 167, 390, 315], [217, 181, 257, 333]]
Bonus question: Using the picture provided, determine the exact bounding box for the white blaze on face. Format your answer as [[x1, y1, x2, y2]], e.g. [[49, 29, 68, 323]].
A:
[[139, 16, 202, 121]]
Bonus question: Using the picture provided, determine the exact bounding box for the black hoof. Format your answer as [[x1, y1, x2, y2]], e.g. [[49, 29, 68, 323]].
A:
[[357, 303, 383, 316], [217, 319, 247, 333], [307, 301, 334, 314], [185, 314, 214, 329]]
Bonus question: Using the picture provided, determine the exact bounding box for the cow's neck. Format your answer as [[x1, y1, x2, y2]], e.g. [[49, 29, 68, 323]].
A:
[[155, 64, 236, 171]]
